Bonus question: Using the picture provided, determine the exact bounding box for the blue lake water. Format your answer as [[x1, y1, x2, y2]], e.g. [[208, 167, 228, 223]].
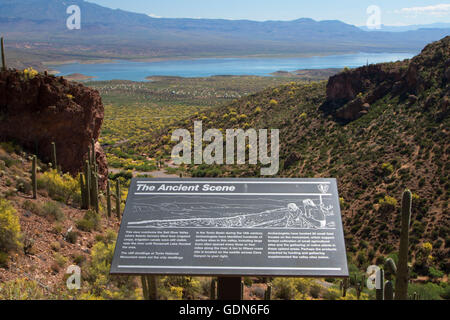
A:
[[51, 52, 416, 81]]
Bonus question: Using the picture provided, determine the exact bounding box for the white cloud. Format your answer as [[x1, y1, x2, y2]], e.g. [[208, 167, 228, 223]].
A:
[[395, 4, 450, 16], [148, 13, 162, 18]]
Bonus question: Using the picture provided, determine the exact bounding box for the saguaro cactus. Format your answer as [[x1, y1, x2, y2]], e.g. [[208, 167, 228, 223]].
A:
[[79, 173, 87, 209], [264, 284, 272, 300], [116, 179, 121, 219], [91, 164, 99, 213], [341, 277, 349, 297], [1, 37, 6, 71], [355, 276, 364, 300], [106, 179, 112, 218], [51, 142, 58, 173], [31, 155, 37, 199], [84, 160, 91, 209], [90, 139, 96, 165], [395, 190, 412, 300], [79, 143, 103, 212]]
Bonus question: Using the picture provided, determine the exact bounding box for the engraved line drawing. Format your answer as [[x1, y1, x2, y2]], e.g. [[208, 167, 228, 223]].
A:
[[128, 196, 335, 229]]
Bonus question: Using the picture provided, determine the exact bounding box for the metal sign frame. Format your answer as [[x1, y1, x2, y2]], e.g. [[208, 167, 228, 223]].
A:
[[110, 178, 349, 278]]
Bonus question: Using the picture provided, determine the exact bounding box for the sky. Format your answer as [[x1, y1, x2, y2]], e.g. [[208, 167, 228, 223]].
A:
[[87, 0, 450, 26]]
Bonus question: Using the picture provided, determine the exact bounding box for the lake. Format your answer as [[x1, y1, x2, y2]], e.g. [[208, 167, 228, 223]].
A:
[[51, 52, 416, 81]]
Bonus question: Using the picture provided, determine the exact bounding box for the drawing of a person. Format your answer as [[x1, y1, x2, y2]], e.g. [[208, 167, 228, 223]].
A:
[[303, 199, 327, 228], [287, 203, 302, 227]]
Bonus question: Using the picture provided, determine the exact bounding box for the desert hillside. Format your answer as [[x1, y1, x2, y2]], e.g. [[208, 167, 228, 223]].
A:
[[147, 36, 449, 278], [0, 37, 448, 301]]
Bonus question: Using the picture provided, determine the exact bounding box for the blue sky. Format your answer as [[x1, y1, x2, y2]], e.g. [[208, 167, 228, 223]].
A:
[[87, 0, 450, 26]]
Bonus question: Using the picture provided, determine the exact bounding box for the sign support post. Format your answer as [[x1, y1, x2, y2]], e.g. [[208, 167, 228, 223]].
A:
[[217, 277, 242, 300]]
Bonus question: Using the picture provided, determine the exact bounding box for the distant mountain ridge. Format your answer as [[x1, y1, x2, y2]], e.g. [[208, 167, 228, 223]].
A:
[[0, 0, 449, 65], [359, 23, 450, 32]]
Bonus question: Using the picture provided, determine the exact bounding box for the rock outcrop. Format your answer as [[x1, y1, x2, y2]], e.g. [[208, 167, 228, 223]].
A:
[[321, 36, 450, 122], [0, 70, 108, 187]]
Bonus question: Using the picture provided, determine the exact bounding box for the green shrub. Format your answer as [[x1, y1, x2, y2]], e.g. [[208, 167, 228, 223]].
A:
[[322, 287, 341, 300], [272, 278, 297, 300], [42, 201, 65, 222], [83, 240, 139, 299], [22, 200, 43, 215], [66, 230, 79, 244], [0, 251, 9, 267], [381, 163, 394, 176], [0, 198, 22, 253], [309, 283, 322, 298], [428, 267, 444, 279], [72, 254, 86, 266], [16, 178, 32, 195], [76, 210, 100, 232], [408, 282, 444, 300], [378, 195, 397, 213], [0, 278, 46, 300]]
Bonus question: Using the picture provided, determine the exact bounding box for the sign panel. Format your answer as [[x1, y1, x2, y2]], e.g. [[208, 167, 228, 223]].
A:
[[110, 178, 349, 277]]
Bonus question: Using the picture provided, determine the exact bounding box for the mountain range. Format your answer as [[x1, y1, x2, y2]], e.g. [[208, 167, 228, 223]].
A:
[[0, 0, 449, 68]]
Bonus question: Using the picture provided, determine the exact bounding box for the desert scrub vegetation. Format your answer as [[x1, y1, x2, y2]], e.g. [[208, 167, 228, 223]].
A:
[[23, 199, 64, 221], [0, 278, 46, 300], [271, 277, 369, 300], [80, 234, 140, 300], [0, 198, 22, 266], [0, 278, 74, 300], [37, 169, 81, 205], [76, 209, 101, 232], [91, 76, 300, 176]]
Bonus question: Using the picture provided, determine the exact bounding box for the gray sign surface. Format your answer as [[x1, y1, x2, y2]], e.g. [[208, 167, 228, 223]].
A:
[[110, 178, 348, 277]]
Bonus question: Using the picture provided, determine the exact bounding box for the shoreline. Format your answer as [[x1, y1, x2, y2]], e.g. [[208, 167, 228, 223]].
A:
[[43, 50, 415, 68], [48, 52, 414, 82]]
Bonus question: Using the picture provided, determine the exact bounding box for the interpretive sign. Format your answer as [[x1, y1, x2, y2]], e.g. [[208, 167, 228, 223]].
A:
[[110, 178, 349, 277]]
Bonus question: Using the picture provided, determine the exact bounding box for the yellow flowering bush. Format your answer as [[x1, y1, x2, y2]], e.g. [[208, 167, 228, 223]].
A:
[[0, 198, 22, 254], [269, 99, 278, 106], [37, 169, 81, 204], [23, 67, 39, 80], [82, 238, 140, 300]]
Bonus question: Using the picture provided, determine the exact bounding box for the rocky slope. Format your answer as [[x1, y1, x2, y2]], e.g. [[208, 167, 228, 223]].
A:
[[0, 70, 108, 187], [322, 36, 449, 122], [147, 37, 449, 275]]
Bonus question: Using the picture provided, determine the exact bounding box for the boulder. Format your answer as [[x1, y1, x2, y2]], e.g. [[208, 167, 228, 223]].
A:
[[0, 70, 108, 188]]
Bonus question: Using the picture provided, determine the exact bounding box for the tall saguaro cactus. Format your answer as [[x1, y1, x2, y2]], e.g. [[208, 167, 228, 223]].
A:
[[84, 160, 91, 209], [116, 179, 121, 219], [264, 283, 272, 300], [106, 179, 112, 217], [51, 142, 58, 173], [395, 190, 412, 300], [79, 144, 102, 212], [1, 37, 6, 71], [31, 155, 37, 199]]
